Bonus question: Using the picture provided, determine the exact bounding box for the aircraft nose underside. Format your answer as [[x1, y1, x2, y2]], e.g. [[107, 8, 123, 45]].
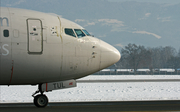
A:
[[100, 40, 121, 69]]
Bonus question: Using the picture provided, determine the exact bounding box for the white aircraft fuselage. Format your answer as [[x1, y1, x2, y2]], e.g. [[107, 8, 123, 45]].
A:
[[0, 7, 120, 107]]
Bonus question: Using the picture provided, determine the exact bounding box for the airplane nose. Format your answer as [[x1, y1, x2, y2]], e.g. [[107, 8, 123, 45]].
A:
[[100, 40, 121, 69]]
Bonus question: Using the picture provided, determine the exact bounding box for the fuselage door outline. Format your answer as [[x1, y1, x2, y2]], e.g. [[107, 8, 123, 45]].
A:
[[27, 18, 43, 54]]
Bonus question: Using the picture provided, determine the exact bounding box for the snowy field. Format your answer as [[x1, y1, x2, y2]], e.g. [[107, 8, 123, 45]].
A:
[[1, 75, 180, 103]]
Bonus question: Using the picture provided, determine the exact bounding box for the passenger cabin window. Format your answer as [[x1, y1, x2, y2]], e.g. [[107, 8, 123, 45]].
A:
[[4, 30, 9, 37], [82, 29, 91, 36], [65, 28, 76, 37], [74, 29, 86, 38]]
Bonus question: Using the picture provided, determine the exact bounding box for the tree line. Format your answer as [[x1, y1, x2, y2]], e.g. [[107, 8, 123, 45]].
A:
[[114, 43, 180, 73]]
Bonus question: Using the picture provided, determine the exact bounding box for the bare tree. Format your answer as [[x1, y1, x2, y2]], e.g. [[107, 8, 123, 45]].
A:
[[167, 47, 180, 69], [178, 48, 180, 57], [115, 44, 179, 73], [121, 43, 151, 74], [167, 56, 180, 70], [150, 47, 162, 69]]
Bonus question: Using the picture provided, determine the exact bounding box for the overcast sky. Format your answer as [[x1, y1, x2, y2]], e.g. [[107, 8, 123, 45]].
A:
[[108, 0, 180, 4]]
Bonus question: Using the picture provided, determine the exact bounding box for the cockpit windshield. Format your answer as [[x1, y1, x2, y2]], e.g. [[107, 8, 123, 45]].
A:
[[65, 28, 91, 38], [65, 28, 76, 37], [82, 29, 91, 36], [74, 29, 86, 38]]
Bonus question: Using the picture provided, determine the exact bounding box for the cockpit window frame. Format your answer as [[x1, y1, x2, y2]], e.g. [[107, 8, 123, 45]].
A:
[[74, 29, 86, 38], [82, 29, 91, 36], [64, 28, 77, 38], [64, 28, 91, 38]]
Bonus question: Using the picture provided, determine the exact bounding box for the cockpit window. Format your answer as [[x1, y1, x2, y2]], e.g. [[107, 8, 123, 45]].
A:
[[82, 29, 91, 36], [65, 28, 76, 37], [74, 29, 86, 38]]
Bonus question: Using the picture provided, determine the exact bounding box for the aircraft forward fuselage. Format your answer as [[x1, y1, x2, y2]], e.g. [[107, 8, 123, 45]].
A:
[[0, 7, 120, 107]]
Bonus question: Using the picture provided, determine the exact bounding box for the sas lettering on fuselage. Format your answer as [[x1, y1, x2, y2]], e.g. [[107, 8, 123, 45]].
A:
[[0, 17, 9, 27], [53, 83, 65, 89], [0, 17, 10, 56], [0, 44, 9, 56]]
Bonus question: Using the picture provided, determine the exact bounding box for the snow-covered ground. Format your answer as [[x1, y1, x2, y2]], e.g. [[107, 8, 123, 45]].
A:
[[1, 75, 180, 103], [79, 75, 180, 80]]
